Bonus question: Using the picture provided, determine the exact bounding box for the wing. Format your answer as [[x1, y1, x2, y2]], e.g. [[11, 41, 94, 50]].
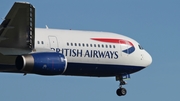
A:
[[0, 2, 35, 55], [0, 53, 19, 73], [0, 2, 36, 73]]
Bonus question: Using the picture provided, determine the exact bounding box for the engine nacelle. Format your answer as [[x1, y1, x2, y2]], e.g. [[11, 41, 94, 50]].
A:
[[15, 52, 67, 75]]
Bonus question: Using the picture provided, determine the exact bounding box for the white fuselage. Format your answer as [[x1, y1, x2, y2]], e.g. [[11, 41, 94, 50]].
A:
[[0, 28, 152, 76], [32, 28, 152, 76]]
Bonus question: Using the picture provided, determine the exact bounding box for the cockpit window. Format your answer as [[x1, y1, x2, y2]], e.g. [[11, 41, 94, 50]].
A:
[[138, 45, 144, 50]]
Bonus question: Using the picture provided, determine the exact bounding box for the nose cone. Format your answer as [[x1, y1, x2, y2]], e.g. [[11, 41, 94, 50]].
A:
[[144, 51, 152, 67]]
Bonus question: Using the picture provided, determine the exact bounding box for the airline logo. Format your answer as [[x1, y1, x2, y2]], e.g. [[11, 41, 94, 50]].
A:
[[52, 48, 118, 59], [51, 38, 135, 60], [91, 38, 135, 54]]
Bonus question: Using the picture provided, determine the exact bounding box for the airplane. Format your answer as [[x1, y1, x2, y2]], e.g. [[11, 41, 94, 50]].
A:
[[0, 2, 152, 96]]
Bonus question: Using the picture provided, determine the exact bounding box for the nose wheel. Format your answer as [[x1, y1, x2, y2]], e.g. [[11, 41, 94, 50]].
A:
[[116, 75, 128, 96], [116, 87, 127, 96]]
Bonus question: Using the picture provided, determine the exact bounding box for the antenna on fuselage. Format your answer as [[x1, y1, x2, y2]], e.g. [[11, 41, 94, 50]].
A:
[[45, 25, 49, 29]]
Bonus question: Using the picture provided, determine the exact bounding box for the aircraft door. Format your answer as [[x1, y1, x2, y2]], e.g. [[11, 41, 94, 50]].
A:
[[48, 36, 59, 49], [120, 40, 129, 56]]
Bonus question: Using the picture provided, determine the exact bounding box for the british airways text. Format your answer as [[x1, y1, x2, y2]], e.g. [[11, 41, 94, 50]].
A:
[[51, 48, 119, 59]]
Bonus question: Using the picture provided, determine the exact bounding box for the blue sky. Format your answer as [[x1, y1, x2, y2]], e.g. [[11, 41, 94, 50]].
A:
[[0, 0, 180, 100]]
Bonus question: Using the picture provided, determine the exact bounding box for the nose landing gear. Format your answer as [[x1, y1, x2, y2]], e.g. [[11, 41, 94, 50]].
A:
[[116, 75, 129, 96]]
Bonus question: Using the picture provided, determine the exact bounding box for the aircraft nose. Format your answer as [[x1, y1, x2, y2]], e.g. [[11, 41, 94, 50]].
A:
[[144, 51, 152, 67]]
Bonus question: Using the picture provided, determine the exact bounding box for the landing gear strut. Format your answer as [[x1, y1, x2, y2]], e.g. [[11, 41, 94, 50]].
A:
[[116, 75, 127, 96]]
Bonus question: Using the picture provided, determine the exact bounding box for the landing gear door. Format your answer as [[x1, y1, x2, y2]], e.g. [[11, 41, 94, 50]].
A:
[[48, 36, 59, 50]]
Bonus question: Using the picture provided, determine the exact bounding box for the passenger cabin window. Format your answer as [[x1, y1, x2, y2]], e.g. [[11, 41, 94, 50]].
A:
[[41, 41, 44, 44], [113, 45, 115, 48], [37, 41, 40, 44], [65, 42, 118, 49], [102, 44, 104, 48], [109, 45, 112, 48]]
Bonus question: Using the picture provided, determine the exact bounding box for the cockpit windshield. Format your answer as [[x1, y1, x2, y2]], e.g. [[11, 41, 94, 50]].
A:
[[138, 45, 144, 50]]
